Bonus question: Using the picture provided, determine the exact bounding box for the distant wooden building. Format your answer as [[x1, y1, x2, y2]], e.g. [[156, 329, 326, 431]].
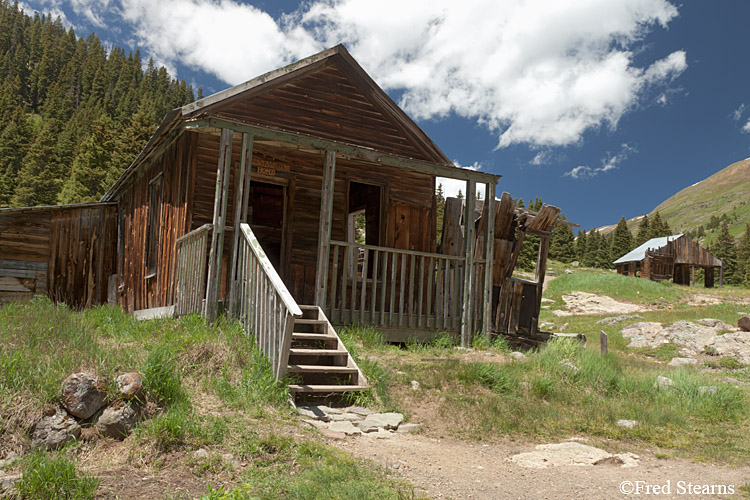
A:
[[1, 45, 569, 395], [613, 234, 722, 287]]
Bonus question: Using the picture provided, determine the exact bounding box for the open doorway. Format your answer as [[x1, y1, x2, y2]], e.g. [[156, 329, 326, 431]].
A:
[[347, 181, 382, 277], [247, 180, 286, 272]]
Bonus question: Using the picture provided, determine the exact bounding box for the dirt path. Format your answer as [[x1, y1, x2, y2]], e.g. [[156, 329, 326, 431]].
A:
[[334, 433, 748, 499]]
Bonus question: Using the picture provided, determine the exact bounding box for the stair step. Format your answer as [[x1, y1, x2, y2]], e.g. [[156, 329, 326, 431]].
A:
[[298, 305, 320, 311], [294, 318, 328, 325], [288, 384, 369, 393], [289, 348, 348, 356], [287, 364, 358, 374], [291, 332, 337, 341]]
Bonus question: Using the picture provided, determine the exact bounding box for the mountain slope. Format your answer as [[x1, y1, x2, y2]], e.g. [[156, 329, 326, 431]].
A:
[[599, 158, 750, 242]]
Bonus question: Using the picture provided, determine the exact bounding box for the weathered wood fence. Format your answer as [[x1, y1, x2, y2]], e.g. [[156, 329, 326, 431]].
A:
[[174, 224, 212, 316], [325, 240, 486, 332], [229, 223, 302, 379]]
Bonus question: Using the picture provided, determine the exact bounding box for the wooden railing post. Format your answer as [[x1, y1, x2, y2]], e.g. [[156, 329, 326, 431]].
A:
[[483, 182, 496, 341], [229, 133, 253, 315], [315, 150, 336, 308], [460, 179, 476, 347], [205, 128, 233, 322]]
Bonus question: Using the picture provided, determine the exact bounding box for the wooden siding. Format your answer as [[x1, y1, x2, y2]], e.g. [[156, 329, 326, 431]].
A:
[[190, 133, 435, 305], [117, 132, 197, 311], [207, 60, 437, 163], [0, 204, 115, 306], [667, 234, 722, 267]]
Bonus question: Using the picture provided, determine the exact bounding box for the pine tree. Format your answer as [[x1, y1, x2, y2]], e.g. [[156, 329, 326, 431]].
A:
[[611, 216, 634, 260], [596, 233, 613, 269], [635, 215, 650, 246], [583, 229, 601, 267], [549, 221, 576, 263], [436, 183, 446, 245], [649, 212, 670, 239], [11, 120, 61, 206], [58, 115, 115, 203], [575, 229, 587, 263], [711, 221, 739, 285], [736, 223, 750, 287], [0, 106, 33, 206]]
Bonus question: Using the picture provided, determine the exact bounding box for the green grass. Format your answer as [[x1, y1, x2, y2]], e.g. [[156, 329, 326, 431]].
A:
[[374, 337, 750, 463], [17, 451, 99, 500], [0, 301, 420, 499], [545, 271, 687, 305]]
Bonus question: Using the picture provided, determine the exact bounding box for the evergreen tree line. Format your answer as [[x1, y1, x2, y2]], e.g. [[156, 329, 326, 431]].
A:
[[0, 1, 197, 207]]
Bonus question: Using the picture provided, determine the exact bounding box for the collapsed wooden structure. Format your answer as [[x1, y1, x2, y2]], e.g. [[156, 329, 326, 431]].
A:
[[0, 45, 567, 394], [613, 234, 723, 287]]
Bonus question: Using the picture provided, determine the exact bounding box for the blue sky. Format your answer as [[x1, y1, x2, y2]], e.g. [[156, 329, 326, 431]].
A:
[[20, 0, 750, 231]]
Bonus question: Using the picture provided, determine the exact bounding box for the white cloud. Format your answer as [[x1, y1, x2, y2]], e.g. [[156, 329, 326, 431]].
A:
[[529, 151, 553, 166], [565, 143, 636, 179], [77, 0, 686, 149], [18, 0, 74, 28], [733, 104, 746, 122], [564, 165, 594, 179], [743, 120, 750, 134]]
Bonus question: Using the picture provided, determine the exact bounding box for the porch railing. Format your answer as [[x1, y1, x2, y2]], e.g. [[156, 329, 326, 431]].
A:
[[326, 240, 485, 332], [231, 223, 302, 379], [174, 224, 212, 316]]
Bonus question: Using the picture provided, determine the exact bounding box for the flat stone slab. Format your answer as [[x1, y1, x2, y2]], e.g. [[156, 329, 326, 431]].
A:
[[330, 413, 362, 422], [328, 421, 362, 435], [297, 406, 332, 422], [668, 357, 697, 367], [616, 419, 638, 429], [345, 406, 373, 416], [398, 423, 421, 433], [360, 412, 404, 430], [509, 442, 639, 469]]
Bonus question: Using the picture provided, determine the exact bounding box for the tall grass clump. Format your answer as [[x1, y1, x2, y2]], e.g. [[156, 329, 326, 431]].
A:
[[142, 343, 189, 408], [17, 451, 99, 500], [546, 271, 686, 304]]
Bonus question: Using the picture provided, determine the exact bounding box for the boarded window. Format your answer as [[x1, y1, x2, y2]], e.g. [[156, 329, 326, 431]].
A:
[[145, 173, 163, 276]]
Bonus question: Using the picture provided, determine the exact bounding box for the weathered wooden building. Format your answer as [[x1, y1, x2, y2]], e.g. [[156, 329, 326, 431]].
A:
[[613, 234, 723, 287], [1, 45, 569, 395]]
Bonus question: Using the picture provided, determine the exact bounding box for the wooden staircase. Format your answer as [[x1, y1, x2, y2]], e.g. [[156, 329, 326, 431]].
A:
[[286, 305, 368, 396]]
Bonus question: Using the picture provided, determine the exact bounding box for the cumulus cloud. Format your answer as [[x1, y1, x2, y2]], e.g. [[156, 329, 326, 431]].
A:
[[19, 0, 75, 28], [743, 121, 750, 134], [529, 151, 553, 166], [565, 143, 636, 179], [62, 0, 686, 149]]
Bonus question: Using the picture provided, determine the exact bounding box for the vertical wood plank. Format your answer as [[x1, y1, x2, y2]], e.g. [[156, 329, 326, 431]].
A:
[[483, 183, 496, 339], [314, 150, 336, 307], [205, 128, 233, 321], [330, 244, 340, 321], [370, 250, 379, 321], [408, 254, 416, 328], [389, 251, 397, 328], [417, 255, 425, 328], [359, 247, 369, 324], [380, 251, 388, 326], [399, 253, 406, 328], [461, 180, 476, 346], [229, 133, 254, 315]]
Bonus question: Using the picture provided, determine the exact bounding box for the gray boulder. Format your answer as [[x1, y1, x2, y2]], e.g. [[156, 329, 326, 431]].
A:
[[96, 404, 138, 440], [654, 376, 675, 390], [667, 357, 697, 367], [31, 408, 81, 450], [61, 373, 107, 419], [116, 372, 145, 401]]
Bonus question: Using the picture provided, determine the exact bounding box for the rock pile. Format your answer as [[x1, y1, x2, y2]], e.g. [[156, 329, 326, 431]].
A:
[[31, 371, 146, 450], [621, 319, 750, 365], [297, 406, 418, 439]]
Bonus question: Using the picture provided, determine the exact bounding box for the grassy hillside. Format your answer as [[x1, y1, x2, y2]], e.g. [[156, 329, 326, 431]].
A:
[[599, 158, 750, 243]]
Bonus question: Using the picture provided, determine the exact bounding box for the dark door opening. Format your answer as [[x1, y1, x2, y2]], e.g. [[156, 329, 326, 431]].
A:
[[247, 181, 286, 272], [348, 181, 382, 278]]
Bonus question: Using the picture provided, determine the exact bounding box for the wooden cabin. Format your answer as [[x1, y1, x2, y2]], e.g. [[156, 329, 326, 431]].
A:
[[1, 45, 570, 395], [613, 234, 723, 287]]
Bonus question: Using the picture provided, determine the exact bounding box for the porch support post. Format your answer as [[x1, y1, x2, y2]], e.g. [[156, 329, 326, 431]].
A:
[[460, 178, 476, 347], [315, 150, 336, 308], [482, 182, 496, 341], [205, 127, 233, 322], [228, 133, 254, 316]]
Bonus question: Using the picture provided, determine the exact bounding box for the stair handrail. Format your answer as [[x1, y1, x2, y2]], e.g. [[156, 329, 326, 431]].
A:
[[233, 223, 302, 380], [174, 224, 213, 317]]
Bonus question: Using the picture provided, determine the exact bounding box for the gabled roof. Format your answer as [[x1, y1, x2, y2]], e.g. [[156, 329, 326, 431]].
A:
[[103, 45, 478, 201], [613, 234, 683, 264]]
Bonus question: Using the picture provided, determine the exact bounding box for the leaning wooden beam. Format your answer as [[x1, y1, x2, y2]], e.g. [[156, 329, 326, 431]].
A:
[[460, 179, 476, 347], [482, 182, 496, 341], [184, 117, 500, 184], [314, 150, 336, 307], [205, 128, 233, 322], [228, 133, 254, 315]]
